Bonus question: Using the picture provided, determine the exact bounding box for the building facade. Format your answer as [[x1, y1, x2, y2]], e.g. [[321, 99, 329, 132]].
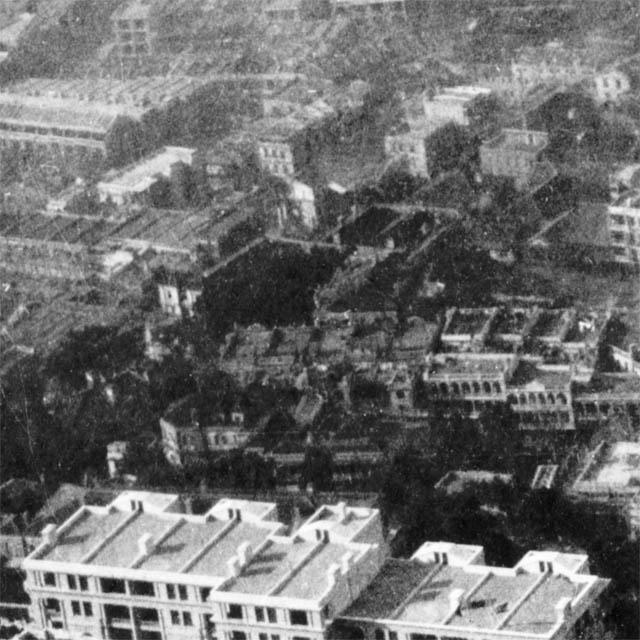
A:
[[22, 492, 387, 640], [607, 193, 640, 268], [111, 0, 156, 64], [480, 129, 550, 189]]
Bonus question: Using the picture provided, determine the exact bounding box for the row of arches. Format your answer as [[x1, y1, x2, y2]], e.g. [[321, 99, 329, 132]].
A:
[[428, 380, 503, 397], [507, 391, 568, 407]]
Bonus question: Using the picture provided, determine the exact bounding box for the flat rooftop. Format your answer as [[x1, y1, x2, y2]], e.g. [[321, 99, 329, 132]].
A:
[[343, 559, 436, 619], [427, 354, 513, 376], [98, 147, 196, 193], [340, 559, 605, 636], [396, 564, 481, 624], [503, 574, 579, 634]]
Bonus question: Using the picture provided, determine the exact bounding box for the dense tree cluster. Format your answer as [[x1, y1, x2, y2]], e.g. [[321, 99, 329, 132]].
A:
[[198, 243, 346, 339]]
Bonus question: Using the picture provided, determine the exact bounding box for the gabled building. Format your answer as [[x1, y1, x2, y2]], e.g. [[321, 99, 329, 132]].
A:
[[160, 396, 250, 466]]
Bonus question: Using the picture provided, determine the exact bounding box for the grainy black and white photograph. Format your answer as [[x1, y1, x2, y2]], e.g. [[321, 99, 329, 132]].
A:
[[0, 1, 639, 640]]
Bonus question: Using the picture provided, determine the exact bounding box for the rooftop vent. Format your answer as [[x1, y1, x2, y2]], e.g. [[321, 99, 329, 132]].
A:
[[327, 563, 341, 587], [237, 541, 253, 567], [227, 556, 241, 578], [448, 588, 466, 615], [137, 533, 154, 556]]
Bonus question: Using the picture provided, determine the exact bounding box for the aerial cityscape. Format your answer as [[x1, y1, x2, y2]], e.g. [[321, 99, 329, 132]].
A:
[[0, 1, 639, 640]]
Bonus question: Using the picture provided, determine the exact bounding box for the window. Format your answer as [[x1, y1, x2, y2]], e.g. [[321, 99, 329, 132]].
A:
[[227, 604, 243, 620], [171, 611, 180, 625], [375, 630, 385, 640], [270, 636, 280, 640], [44, 572, 56, 587], [71, 601, 81, 616], [442, 552, 449, 565], [255, 607, 265, 622], [260, 635, 268, 640], [167, 584, 176, 599], [100, 578, 125, 594], [292, 637, 310, 640], [389, 633, 398, 640], [178, 585, 188, 600], [183, 612, 193, 626], [200, 587, 211, 603], [83, 602, 93, 617], [290, 610, 308, 626], [67, 575, 77, 590], [79, 576, 89, 591], [231, 633, 246, 640], [267, 608, 277, 623], [539, 561, 546, 572], [204, 615, 216, 633], [130, 581, 155, 597]]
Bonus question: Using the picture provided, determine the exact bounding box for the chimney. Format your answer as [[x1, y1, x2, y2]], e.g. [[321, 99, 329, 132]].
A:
[[41, 524, 57, 547], [227, 556, 242, 578], [340, 552, 353, 575], [327, 563, 341, 587], [335, 501, 347, 523], [237, 541, 253, 567], [138, 533, 154, 557], [554, 597, 572, 621], [448, 588, 466, 615], [183, 496, 193, 515]]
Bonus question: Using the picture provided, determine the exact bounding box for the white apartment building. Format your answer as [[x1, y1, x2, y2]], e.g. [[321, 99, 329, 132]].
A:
[[22, 491, 386, 640], [607, 191, 640, 267], [334, 541, 609, 640]]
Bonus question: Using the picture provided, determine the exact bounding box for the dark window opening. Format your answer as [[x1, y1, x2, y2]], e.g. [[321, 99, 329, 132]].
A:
[[290, 610, 308, 626], [183, 612, 192, 626], [170, 611, 180, 625], [44, 573, 56, 587], [67, 575, 77, 590], [167, 584, 176, 599], [130, 581, 155, 597], [71, 601, 81, 616], [79, 576, 89, 591], [200, 587, 211, 603], [101, 578, 126, 594], [267, 608, 277, 623], [227, 604, 243, 620], [255, 607, 265, 622], [178, 585, 188, 600], [83, 602, 93, 617]]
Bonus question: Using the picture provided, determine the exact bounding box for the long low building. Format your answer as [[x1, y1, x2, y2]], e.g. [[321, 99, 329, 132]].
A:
[[21, 491, 610, 640]]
